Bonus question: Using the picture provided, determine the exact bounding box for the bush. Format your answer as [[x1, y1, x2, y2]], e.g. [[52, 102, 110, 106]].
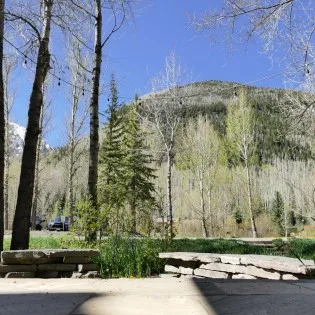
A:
[[95, 236, 171, 278]]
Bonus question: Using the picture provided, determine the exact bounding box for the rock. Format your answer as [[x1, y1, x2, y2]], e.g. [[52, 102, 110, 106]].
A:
[[78, 264, 98, 273], [2, 257, 63, 265], [232, 274, 257, 280], [240, 255, 314, 275], [5, 272, 35, 278], [165, 265, 180, 273], [37, 264, 76, 272], [220, 255, 241, 265], [159, 252, 220, 263], [36, 271, 59, 278], [165, 259, 199, 269], [63, 256, 90, 264], [246, 266, 280, 280], [200, 262, 280, 280], [81, 271, 100, 279], [179, 267, 194, 275], [282, 274, 300, 280], [2, 249, 100, 264], [71, 272, 83, 279], [0, 264, 36, 273], [200, 262, 247, 274], [194, 268, 229, 279]]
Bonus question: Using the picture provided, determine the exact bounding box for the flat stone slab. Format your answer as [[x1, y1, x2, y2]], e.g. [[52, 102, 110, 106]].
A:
[[2, 249, 99, 264], [38, 264, 77, 272], [0, 264, 36, 273], [165, 265, 180, 273], [159, 252, 220, 263], [240, 255, 315, 275], [159, 252, 315, 275], [5, 272, 35, 278], [63, 256, 90, 264], [194, 268, 229, 279]]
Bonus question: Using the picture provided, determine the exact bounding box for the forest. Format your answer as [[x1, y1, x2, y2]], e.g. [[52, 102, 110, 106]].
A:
[[1, 1, 315, 251]]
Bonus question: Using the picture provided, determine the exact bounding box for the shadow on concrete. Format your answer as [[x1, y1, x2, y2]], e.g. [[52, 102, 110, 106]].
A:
[[192, 278, 315, 315], [0, 292, 99, 315]]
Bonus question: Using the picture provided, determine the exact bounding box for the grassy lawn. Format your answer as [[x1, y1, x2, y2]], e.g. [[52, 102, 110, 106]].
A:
[[3, 236, 315, 278]]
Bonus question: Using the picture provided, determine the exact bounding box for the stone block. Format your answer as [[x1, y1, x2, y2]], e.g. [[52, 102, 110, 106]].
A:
[[63, 256, 90, 264], [220, 255, 241, 265], [159, 252, 220, 263], [5, 272, 35, 278], [179, 266, 194, 275], [59, 271, 73, 278], [2, 257, 63, 265], [200, 262, 247, 274], [246, 266, 280, 280], [0, 264, 36, 273], [1, 249, 100, 264], [78, 264, 98, 273], [232, 274, 257, 280], [165, 259, 199, 269], [165, 265, 180, 273], [36, 271, 59, 278], [37, 264, 76, 272], [194, 268, 229, 279], [282, 274, 300, 280], [240, 255, 314, 275]]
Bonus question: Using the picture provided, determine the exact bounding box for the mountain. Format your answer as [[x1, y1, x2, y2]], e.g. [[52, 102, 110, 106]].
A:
[[9, 122, 51, 156]]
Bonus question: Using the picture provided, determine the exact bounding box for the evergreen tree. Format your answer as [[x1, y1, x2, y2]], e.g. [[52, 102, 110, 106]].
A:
[[98, 74, 126, 233], [271, 191, 285, 236], [123, 97, 156, 234]]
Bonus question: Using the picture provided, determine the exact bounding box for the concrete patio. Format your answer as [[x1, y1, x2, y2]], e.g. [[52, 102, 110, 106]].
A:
[[0, 277, 315, 314]]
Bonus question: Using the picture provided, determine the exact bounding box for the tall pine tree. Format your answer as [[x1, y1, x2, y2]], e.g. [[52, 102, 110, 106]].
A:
[[123, 97, 156, 234], [99, 74, 126, 233]]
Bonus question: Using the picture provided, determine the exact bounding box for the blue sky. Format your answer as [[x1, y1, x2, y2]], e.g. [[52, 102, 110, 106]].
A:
[[10, 0, 285, 147]]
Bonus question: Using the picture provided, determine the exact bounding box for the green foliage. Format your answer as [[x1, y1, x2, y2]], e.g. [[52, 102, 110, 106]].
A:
[[271, 191, 285, 236], [95, 236, 168, 278], [233, 207, 243, 225], [72, 197, 98, 243]]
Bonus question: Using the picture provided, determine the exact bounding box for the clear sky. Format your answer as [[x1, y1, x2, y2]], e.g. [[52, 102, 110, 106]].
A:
[[10, 0, 285, 148]]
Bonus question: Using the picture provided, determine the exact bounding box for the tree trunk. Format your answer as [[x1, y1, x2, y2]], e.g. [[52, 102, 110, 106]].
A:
[[31, 105, 43, 230], [87, 0, 102, 243], [11, 0, 52, 250], [68, 98, 75, 228], [245, 161, 258, 238], [199, 173, 209, 237], [167, 151, 173, 237], [0, 0, 5, 251]]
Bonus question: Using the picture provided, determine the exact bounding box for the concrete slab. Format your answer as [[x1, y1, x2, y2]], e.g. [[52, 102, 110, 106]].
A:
[[0, 278, 314, 314]]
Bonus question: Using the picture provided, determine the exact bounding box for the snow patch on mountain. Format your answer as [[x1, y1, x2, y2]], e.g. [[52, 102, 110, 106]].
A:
[[9, 122, 51, 156]]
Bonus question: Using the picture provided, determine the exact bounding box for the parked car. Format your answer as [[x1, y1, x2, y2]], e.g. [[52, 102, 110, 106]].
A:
[[29, 216, 45, 231], [48, 216, 69, 231]]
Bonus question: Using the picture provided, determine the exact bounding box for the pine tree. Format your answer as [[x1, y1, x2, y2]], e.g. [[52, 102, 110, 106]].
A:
[[123, 97, 156, 234], [98, 74, 126, 233], [271, 191, 285, 236]]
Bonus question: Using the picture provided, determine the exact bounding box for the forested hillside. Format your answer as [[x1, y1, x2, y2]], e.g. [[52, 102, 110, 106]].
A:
[[6, 80, 315, 238]]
